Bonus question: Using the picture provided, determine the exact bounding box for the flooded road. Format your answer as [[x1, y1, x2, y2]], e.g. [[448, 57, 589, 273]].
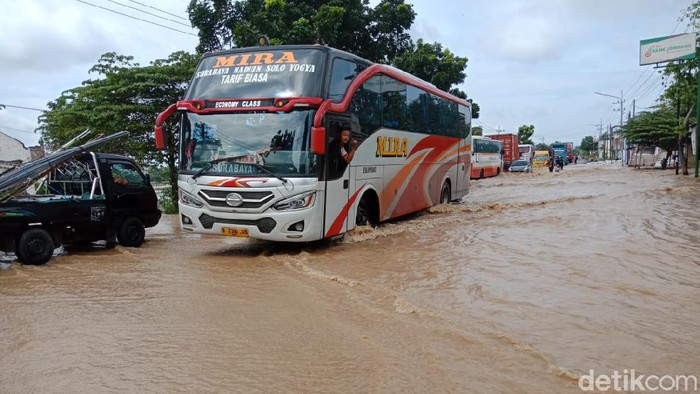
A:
[[2, 162, 699, 393]]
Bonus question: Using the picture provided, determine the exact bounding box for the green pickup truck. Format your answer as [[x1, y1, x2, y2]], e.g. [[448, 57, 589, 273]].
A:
[[0, 132, 161, 265]]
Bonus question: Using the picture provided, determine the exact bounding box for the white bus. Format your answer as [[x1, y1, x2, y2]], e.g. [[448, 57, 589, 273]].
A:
[[471, 136, 503, 179], [154, 44, 472, 241], [518, 144, 535, 163]]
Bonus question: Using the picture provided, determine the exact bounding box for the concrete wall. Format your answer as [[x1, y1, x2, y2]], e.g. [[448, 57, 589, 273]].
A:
[[0, 131, 31, 163]]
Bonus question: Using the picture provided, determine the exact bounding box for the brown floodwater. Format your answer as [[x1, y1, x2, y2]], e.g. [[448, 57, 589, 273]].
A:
[[1, 162, 699, 393]]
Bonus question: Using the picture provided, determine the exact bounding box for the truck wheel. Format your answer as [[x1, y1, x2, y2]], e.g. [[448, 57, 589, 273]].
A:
[[117, 218, 145, 247], [16, 228, 54, 265]]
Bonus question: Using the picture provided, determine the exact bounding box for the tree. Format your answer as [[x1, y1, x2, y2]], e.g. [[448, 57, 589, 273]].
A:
[[39, 51, 200, 201], [579, 135, 596, 154], [621, 108, 678, 152], [392, 39, 479, 114], [472, 126, 483, 136], [517, 124, 534, 144], [658, 2, 700, 174], [188, 0, 415, 63], [535, 143, 549, 150]]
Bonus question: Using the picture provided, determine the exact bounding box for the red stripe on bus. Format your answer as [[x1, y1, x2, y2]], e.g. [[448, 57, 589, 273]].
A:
[[325, 184, 366, 238]]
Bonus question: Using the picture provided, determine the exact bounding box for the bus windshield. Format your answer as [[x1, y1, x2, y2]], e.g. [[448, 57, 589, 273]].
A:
[[186, 49, 326, 100], [180, 111, 318, 177]]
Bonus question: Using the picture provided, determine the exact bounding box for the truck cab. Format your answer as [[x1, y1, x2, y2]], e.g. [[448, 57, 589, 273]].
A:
[[0, 148, 161, 265]]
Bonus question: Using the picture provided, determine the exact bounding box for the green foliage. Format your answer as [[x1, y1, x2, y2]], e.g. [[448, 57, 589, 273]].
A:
[[621, 108, 678, 151], [517, 124, 534, 145], [188, 0, 415, 63], [38, 51, 199, 200], [658, 2, 700, 126], [469, 101, 480, 119], [579, 135, 596, 153], [535, 143, 549, 150], [393, 39, 467, 91], [159, 188, 179, 215], [471, 126, 483, 136], [144, 165, 171, 183]]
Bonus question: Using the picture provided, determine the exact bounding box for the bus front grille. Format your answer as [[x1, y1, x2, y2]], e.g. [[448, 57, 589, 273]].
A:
[[198, 213, 277, 234]]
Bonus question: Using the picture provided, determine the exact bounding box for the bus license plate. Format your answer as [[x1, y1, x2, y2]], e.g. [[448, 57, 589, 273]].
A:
[[222, 227, 248, 237]]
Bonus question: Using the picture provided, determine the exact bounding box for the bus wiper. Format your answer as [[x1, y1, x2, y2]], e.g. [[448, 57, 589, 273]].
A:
[[191, 157, 288, 184], [191, 162, 215, 180], [250, 162, 288, 184]]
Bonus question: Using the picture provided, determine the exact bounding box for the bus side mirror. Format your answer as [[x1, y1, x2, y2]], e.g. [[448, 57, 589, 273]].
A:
[[154, 125, 168, 150], [154, 103, 176, 150], [311, 126, 326, 155]]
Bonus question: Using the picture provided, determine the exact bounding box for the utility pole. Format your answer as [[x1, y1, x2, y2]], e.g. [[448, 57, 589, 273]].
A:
[[595, 91, 625, 165], [589, 120, 604, 160]]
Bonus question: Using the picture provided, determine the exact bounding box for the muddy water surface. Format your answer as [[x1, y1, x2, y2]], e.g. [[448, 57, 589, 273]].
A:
[[1, 162, 699, 393]]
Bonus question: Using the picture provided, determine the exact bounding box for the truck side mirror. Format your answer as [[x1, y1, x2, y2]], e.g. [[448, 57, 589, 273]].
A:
[[311, 126, 326, 155]]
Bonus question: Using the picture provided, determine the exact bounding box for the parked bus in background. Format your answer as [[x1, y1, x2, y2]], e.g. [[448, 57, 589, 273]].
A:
[[518, 144, 535, 163], [471, 136, 503, 179], [154, 44, 472, 242]]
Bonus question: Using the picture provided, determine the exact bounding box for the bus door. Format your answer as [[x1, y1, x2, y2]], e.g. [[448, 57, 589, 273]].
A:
[[455, 138, 469, 196], [322, 116, 352, 237]]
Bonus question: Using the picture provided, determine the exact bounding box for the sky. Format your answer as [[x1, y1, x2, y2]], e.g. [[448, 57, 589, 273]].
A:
[[0, 0, 693, 148]]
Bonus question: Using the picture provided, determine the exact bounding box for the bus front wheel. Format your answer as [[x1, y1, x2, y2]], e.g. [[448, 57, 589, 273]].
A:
[[440, 182, 451, 204], [356, 195, 378, 227]]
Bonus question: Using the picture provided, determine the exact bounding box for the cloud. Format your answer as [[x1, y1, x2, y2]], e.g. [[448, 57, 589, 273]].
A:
[[0, 0, 198, 146]]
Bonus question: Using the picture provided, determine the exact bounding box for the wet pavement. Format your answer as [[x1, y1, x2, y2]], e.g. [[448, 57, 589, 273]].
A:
[[1, 162, 699, 393]]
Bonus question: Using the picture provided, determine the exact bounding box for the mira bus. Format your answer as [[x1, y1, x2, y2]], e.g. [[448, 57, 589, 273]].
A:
[[154, 44, 472, 242], [470, 136, 502, 179]]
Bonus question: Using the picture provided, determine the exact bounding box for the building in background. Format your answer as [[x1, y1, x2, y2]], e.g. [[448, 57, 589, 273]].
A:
[[0, 131, 43, 173]]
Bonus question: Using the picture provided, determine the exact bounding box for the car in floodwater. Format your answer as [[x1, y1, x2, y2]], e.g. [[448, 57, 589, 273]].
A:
[[508, 160, 532, 173]]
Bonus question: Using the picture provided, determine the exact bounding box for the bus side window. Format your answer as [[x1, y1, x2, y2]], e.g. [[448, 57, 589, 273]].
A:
[[329, 58, 361, 103], [350, 75, 382, 137]]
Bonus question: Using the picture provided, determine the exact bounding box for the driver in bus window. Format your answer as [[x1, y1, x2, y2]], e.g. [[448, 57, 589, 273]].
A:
[[340, 128, 358, 164]]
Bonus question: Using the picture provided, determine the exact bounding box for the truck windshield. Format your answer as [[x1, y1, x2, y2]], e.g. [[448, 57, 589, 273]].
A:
[[180, 111, 318, 178]]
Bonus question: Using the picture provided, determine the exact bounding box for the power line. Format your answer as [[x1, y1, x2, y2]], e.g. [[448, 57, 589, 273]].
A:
[[107, 0, 192, 28], [625, 67, 651, 94], [627, 70, 656, 98], [0, 104, 46, 112], [127, 0, 189, 21], [0, 125, 38, 134], [75, 0, 197, 36], [634, 74, 663, 102], [473, 120, 500, 132]]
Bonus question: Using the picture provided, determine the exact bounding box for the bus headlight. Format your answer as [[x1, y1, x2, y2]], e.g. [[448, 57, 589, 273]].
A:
[[273, 191, 316, 211], [179, 188, 204, 208]]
